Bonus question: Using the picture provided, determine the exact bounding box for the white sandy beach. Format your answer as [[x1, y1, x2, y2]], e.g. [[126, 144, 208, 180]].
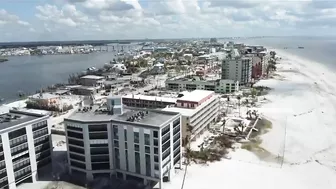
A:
[[163, 49, 336, 189]]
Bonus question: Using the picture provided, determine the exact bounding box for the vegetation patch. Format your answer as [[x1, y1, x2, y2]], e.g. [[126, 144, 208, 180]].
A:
[[184, 135, 234, 164], [253, 86, 272, 96], [26, 100, 73, 112], [241, 118, 283, 163]]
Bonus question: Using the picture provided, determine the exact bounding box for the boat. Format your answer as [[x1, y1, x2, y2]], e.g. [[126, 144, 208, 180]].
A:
[[0, 57, 8, 63], [298, 46, 304, 49]]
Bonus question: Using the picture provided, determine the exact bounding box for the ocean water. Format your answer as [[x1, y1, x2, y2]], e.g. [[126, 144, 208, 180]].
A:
[[236, 36, 336, 68], [0, 45, 135, 104]]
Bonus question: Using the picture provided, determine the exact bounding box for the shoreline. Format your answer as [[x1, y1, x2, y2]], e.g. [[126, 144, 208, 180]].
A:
[[253, 47, 336, 164], [163, 47, 336, 189]]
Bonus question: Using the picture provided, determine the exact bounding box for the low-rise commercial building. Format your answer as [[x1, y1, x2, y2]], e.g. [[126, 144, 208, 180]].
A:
[[64, 96, 182, 189], [29, 93, 60, 106], [122, 94, 176, 109], [163, 90, 220, 143], [0, 110, 51, 189], [165, 78, 238, 93], [80, 75, 105, 87]]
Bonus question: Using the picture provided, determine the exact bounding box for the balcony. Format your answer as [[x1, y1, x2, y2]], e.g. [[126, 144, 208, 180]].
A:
[[14, 164, 31, 181], [11, 143, 29, 157], [10, 135, 27, 148]]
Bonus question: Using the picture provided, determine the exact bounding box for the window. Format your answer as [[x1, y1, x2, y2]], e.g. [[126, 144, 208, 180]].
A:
[[90, 147, 109, 155], [145, 154, 151, 176], [70, 153, 85, 162], [154, 155, 158, 163], [71, 161, 86, 169], [124, 129, 127, 141], [88, 124, 107, 132], [9, 128, 26, 140], [125, 142, 128, 149], [69, 146, 84, 154], [125, 150, 129, 171], [144, 134, 150, 145], [34, 127, 48, 139], [66, 125, 82, 132], [115, 148, 120, 169], [67, 131, 83, 139], [68, 138, 84, 147], [154, 163, 159, 170], [89, 132, 108, 139], [154, 147, 158, 154], [114, 140, 119, 147], [113, 125, 119, 139], [145, 146, 150, 153], [134, 144, 139, 151], [153, 139, 158, 146], [135, 152, 141, 174], [91, 155, 109, 162], [134, 132, 139, 143], [161, 125, 170, 136], [153, 131, 158, 138]]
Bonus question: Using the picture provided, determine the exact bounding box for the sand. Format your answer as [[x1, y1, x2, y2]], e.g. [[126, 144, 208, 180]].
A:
[[163, 49, 336, 189]]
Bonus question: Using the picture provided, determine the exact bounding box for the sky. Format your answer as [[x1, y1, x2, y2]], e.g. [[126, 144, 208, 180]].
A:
[[0, 0, 335, 42]]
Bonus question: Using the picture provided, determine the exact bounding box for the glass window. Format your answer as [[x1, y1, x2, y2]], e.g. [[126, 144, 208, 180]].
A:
[[113, 125, 119, 139], [153, 139, 158, 146], [134, 144, 139, 151], [114, 140, 119, 147], [135, 152, 140, 174], [115, 148, 120, 169], [144, 134, 150, 145], [153, 131, 158, 138], [145, 154, 151, 176], [154, 147, 158, 154], [134, 132, 139, 143], [145, 146, 150, 153], [124, 129, 127, 141]]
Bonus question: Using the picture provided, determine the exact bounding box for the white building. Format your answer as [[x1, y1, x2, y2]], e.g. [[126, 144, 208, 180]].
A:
[[122, 94, 176, 109], [64, 96, 182, 188], [165, 78, 239, 93], [0, 110, 51, 189], [163, 90, 220, 143]]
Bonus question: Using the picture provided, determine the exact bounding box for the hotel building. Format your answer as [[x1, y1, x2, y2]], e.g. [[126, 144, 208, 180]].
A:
[[222, 53, 252, 85], [0, 110, 51, 189], [163, 90, 220, 143], [64, 96, 182, 188]]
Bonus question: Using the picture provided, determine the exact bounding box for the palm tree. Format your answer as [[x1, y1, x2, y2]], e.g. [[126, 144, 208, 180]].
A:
[[246, 110, 252, 119], [237, 95, 241, 117], [234, 122, 245, 134]]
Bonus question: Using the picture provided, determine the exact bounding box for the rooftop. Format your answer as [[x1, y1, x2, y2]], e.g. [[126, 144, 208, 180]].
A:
[[164, 94, 218, 116], [123, 94, 177, 103], [0, 110, 47, 132], [30, 93, 59, 100], [65, 105, 179, 128], [177, 90, 214, 103], [81, 75, 105, 80]]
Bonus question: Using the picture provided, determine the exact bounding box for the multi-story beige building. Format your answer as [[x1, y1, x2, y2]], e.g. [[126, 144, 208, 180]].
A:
[[163, 90, 220, 144], [221, 49, 252, 85]]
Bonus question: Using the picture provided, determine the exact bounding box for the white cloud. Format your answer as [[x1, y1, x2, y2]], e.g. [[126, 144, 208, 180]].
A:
[[1, 0, 336, 41], [0, 9, 30, 26]]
